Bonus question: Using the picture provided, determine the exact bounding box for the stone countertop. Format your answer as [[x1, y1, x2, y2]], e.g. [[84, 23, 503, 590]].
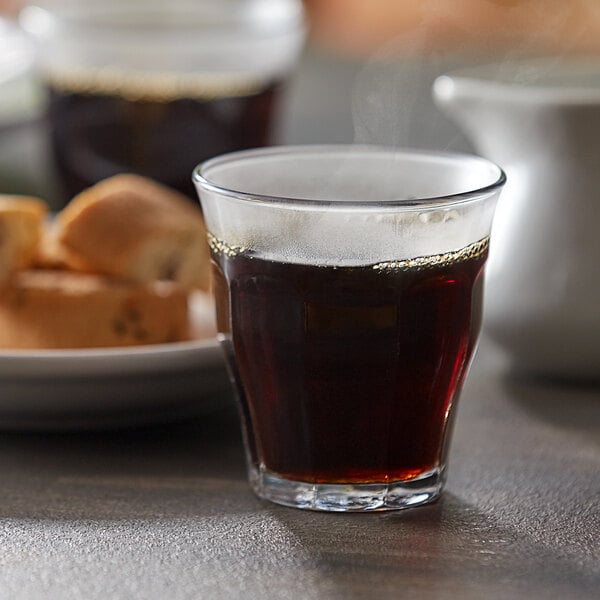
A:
[[0, 338, 598, 600], [0, 45, 598, 599]]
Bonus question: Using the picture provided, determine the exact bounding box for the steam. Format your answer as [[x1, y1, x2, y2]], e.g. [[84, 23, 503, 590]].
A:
[[352, 50, 457, 152], [349, 0, 600, 150]]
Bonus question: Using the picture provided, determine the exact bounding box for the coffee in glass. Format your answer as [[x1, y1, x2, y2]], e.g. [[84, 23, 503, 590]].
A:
[[21, 0, 304, 203], [195, 146, 505, 511]]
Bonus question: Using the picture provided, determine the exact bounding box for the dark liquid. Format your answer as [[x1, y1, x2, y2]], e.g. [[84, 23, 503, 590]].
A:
[[47, 80, 279, 202], [213, 240, 487, 484]]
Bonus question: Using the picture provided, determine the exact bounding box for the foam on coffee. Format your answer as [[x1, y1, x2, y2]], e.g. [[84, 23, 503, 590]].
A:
[[196, 147, 502, 267]]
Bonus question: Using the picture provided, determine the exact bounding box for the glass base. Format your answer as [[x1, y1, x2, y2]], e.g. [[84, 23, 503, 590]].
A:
[[249, 465, 445, 512]]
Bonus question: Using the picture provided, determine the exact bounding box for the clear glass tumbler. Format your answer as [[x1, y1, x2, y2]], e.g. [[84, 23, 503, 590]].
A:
[[194, 145, 505, 512], [20, 0, 305, 202]]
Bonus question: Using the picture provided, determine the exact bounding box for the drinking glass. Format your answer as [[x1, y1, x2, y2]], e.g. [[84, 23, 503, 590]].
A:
[[194, 145, 505, 512], [20, 0, 305, 203]]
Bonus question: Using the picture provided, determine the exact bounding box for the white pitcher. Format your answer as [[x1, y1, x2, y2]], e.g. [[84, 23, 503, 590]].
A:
[[433, 61, 600, 382]]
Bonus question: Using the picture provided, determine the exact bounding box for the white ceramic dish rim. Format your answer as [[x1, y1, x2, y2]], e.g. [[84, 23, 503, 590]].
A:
[[0, 338, 222, 378]]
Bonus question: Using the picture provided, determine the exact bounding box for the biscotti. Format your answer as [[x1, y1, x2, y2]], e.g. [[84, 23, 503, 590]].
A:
[[56, 174, 211, 290], [0, 196, 47, 287], [0, 270, 190, 349]]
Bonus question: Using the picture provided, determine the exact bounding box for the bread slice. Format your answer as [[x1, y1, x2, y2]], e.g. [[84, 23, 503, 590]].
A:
[[56, 174, 210, 290], [0, 270, 190, 349], [0, 196, 47, 287]]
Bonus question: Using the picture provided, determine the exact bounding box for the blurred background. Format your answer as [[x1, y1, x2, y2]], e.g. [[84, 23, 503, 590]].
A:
[[1, 0, 600, 208]]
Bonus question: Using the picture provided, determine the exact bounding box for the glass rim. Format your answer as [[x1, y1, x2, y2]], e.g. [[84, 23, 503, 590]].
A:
[[193, 145, 506, 210]]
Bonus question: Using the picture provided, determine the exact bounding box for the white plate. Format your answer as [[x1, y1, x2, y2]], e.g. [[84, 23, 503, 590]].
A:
[[0, 293, 231, 430]]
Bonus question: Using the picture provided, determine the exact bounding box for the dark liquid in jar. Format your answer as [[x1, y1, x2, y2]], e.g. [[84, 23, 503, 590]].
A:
[[46, 78, 280, 202], [212, 239, 488, 484]]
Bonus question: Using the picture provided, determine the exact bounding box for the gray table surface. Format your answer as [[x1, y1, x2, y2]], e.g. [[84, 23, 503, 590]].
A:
[[1, 46, 598, 600], [0, 336, 598, 600]]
